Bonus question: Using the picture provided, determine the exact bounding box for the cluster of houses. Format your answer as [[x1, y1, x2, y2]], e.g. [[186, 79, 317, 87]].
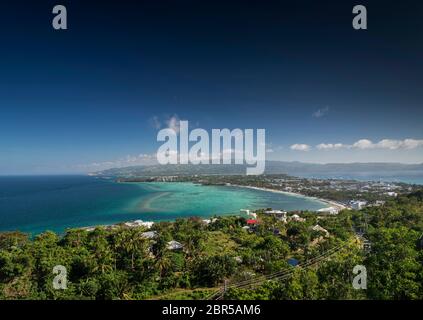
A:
[[266, 176, 407, 198], [81, 207, 336, 253], [348, 199, 387, 210], [240, 209, 307, 230], [258, 176, 412, 211], [240, 208, 331, 248], [263, 209, 306, 223], [137, 223, 184, 251], [81, 219, 155, 232], [81, 220, 185, 252], [348, 198, 392, 210]]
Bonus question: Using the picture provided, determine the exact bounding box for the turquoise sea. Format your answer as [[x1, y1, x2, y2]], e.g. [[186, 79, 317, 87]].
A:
[[0, 176, 326, 235]]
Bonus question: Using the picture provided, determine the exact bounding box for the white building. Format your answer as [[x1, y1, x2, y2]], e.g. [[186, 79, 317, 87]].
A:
[[265, 209, 287, 222], [291, 214, 305, 222], [385, 192, 398, 197], [141, 231, 158, 239], [350, 200, 367, 210], [240, 209, 257, 219], [264, 209, 287, 215], [124, 220, 155, 228]]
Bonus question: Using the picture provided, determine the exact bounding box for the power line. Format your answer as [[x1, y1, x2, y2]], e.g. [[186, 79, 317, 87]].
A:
[[204, 242, 350, 300]]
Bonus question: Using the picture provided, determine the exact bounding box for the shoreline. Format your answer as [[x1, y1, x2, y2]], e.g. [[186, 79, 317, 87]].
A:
[[76, 184, 347, 233], [129, 181, 348, 211], [2, 181, 347, 236], [229, 184, 347, 211], [77, 183, 347, 233]]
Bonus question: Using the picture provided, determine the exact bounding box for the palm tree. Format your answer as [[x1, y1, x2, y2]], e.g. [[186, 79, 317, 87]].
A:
[[113, 229, 149, 271], [156, 251, 172, 278]]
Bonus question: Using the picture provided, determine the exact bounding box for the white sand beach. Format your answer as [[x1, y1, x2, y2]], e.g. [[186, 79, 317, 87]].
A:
[[231, 185, 347, 211]]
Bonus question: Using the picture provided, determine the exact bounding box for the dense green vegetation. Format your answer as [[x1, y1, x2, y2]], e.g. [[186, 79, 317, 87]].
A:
[[0, 191, 422, 300]]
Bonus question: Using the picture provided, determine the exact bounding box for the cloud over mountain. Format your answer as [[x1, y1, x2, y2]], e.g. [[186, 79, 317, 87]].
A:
[[290, 144, 311, 151]]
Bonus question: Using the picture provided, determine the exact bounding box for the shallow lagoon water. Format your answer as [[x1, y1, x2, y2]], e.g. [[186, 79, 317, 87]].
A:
[[0, 176, 326, 235]]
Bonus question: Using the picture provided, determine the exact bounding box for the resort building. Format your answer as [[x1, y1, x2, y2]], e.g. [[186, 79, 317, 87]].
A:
[[264, 209, 287, 222]]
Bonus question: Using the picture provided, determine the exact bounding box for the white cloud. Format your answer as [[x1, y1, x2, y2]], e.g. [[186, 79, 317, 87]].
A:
[[165, 114, 181, 133], [352, 138, 423, 150], [403, 139, 423, 149], [313, 138, 423, 151], [316, 143, 345, 150], [312, 106, 329, 118], [352, 139, 374, 149], [150, 114, 186, 133], [290, 144, 311, 151], [375, 139, 402, 150]]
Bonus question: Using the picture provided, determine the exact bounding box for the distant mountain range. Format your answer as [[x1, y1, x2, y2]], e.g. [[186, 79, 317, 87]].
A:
[[92, 161, 423, 179]]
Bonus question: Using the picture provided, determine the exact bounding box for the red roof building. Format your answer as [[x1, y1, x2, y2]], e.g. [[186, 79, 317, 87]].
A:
[[246, 219, 258, 225]]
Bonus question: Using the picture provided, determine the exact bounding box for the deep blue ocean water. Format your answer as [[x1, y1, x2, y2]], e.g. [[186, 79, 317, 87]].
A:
[[0, 176, 326, 235]]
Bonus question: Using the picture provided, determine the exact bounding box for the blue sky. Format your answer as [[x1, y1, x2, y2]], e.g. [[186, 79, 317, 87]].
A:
[[0, 1, 422, 174]]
